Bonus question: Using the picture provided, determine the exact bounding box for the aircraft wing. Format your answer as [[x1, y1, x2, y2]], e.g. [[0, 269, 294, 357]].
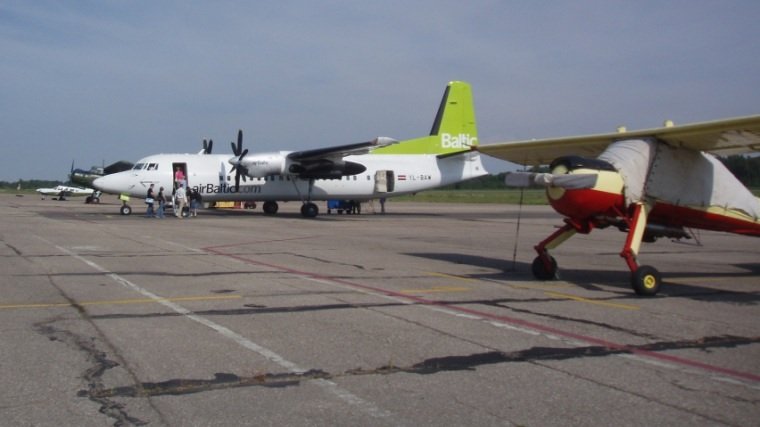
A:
[[287, 137, 397, 161], [36, 188, 59, 196], [479, 115, 760, 166]]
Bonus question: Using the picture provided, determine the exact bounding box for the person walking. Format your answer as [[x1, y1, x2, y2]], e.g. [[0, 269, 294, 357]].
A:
[[174, 184, 187, 218], [145, 184, 155, 217]]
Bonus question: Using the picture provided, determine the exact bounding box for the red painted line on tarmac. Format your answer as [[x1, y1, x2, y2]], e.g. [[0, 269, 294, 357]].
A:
[[202, 245, 760, 384]]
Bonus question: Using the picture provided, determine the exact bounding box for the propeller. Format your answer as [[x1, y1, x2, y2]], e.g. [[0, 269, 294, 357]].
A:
[[202, 139, 213, 154], [229, 130, 249, 190], [504, 172, 598, 189]]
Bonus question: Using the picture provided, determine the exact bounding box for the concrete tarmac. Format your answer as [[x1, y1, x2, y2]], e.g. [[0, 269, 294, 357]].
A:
[[0, 193, 758, 426]]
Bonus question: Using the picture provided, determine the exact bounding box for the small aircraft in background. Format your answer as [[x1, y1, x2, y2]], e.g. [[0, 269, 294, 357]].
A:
[[36, 185, 97, 201], [479, 115, 760, 296], [69, 160, 134, 188], [94, 81, 487, 217]]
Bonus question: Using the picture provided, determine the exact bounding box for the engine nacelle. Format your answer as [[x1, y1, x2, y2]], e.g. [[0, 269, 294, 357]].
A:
[[288, 160, 366, 179], [547, 156, 626, 221], [240, 152, 287, 177]]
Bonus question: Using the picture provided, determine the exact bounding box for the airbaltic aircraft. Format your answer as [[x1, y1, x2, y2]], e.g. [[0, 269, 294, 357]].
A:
[[93, 81, 487, 217]]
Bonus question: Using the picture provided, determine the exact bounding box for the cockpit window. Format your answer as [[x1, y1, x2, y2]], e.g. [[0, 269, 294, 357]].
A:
[[133, 163, 146, 170], [147, 163, 158, 171]]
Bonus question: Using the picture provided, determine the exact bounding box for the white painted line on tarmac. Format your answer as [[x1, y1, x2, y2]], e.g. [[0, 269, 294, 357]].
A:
[[38, 236, 395, 421]]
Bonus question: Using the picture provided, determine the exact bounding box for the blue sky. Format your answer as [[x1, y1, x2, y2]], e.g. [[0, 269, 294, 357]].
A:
[[2, 1, 759, 181]]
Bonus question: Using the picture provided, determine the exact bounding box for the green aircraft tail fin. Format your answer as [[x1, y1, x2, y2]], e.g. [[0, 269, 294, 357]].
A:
[[374, 81, 478, 155]]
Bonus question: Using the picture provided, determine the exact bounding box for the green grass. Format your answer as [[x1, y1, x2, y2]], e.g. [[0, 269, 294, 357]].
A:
[[394, 189, 548, 204]]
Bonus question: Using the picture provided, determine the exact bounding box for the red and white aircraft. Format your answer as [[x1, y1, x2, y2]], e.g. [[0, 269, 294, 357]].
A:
[[479, 115, 760, 296]]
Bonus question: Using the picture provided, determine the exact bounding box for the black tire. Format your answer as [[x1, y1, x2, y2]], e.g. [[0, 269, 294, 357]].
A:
[[301, 202, 319, 218], [531, 255, 558, 280], [263, 201, 278, 215], [632, 265, 661, 296], [120, 204, 132, 216]]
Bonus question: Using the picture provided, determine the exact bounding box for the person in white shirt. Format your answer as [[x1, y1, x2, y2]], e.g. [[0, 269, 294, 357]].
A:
[[174, 184, 187, 218]]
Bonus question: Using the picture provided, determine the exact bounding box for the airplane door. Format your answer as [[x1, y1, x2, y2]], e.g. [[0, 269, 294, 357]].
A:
[[172, 162, 187, 189], [374, 170, 395, 193]]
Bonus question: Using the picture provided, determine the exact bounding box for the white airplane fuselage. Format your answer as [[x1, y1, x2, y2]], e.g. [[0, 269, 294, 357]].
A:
[[93, 151, 486, 202]]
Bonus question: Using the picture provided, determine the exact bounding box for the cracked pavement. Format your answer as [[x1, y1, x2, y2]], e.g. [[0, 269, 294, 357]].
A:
[[1, 196, 758, 426]]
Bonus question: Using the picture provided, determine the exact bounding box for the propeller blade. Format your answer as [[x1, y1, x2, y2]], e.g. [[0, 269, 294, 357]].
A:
[[550, 174, 598, 189], [504, 172, 597, 189], [207, 139, 213, 154], [229, 130, 248, 191]]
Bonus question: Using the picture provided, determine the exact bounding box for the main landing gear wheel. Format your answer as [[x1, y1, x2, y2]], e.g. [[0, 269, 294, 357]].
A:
[[632, 265, 661, 296], [120, 204, 132, 215], [262, 201, 278, 215], [300, 202, 319, 218], [531, 255, 558, 280]]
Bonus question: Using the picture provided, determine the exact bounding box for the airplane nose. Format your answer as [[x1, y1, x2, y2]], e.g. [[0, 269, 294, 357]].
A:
[[92, 174, 121, 194]]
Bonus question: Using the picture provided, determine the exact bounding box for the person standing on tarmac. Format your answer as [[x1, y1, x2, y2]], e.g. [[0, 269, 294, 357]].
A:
[[189, 188, 202, 217], [156, 186, 166, 218]]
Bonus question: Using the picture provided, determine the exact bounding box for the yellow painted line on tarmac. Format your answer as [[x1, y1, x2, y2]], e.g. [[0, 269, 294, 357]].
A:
[[397, 271, 475, 294], [545, 291, 639, 310], [0, 294, 241, 310], [667, 277, 737, 285], [400, 286, 471, 295], [425, 271, 479, 282], [510, 282, 573, 290]]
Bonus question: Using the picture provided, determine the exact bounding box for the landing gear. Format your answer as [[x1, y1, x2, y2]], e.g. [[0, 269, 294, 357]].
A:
[[262, 201, 279, 215], [529, 223, 577, 281], [631, 265, 661, 296], [526, 201, 664, 296], [293, 177, 320, 218], [120, 204, 132, 215], [620, 202, 662, 296], [300, 202, 319, 218], [531, 255, 558, 280]]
